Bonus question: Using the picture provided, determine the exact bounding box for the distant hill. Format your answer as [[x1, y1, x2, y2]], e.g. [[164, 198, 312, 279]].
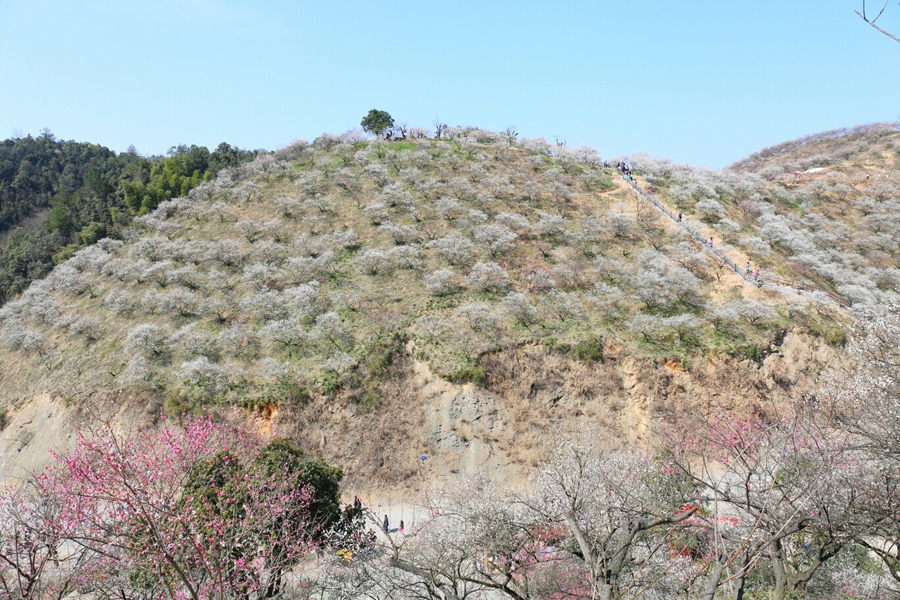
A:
[[0, 127, 850, 484], [627, 122, 900, 307], [729, 122, 900, 174]]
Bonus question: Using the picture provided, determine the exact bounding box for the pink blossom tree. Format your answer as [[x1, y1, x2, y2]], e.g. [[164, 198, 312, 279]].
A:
[[0, 485, 90, 599], [35, 416, 324, 599]]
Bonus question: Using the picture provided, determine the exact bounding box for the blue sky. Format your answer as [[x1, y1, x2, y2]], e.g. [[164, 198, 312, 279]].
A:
[[1, 0, 897, 168]]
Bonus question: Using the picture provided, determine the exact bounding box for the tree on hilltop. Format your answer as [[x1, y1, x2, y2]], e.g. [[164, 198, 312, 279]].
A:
[[360, 109, 395, 138]]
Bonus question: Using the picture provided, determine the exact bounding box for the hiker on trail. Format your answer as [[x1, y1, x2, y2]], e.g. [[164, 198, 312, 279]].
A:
[[678, 212, 683, 222], [746, 262, 752, 275], [647, 186, 652, 195], [753, 269, 759, 278], [399, 520, 405, 534], [709, 237, 714, 248], [354, 495, 362, 510], [383, 514, 389, 533]]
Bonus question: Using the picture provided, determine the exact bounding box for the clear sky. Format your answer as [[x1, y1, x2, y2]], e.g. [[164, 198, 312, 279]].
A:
[[1, 1, 897, 168]]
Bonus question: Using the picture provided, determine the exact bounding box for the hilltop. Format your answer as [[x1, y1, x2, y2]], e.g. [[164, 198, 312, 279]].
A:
[[0, 126, 855, 487]]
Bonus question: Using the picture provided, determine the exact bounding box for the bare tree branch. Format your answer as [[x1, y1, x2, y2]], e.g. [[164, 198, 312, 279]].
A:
[[856, 1, 900, 43]]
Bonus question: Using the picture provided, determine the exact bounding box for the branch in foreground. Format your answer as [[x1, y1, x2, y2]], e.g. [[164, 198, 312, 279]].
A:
[[856, 4, 900, 43]]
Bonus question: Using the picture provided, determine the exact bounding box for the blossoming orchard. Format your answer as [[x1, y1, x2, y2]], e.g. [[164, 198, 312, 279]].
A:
[[0, 416, 339, 599], [0, 122, 898, 599]]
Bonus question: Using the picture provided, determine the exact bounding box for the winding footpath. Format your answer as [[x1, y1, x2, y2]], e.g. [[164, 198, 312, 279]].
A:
[[617, 175, 849, 309]]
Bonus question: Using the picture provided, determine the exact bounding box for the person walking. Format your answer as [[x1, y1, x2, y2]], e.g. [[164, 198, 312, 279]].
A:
[[746, 262, 752, 275], [383, 514, 390, 533], [399, 520, 405, 534], [678, 212, 683, 222], [709, 237, 714, 248], [353, 495, 362, 510]]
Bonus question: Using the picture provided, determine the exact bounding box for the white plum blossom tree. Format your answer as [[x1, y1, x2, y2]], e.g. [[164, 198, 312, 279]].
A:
[[465, 261, 510, 293]]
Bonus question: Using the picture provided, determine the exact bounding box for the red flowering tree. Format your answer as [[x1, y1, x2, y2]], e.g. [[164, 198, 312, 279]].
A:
[[35, 416, 327, 599]]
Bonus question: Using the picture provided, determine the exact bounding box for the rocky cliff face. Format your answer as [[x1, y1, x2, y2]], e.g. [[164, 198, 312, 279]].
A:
[[269, 328, 842, 491], [0, 329, 840, 490]]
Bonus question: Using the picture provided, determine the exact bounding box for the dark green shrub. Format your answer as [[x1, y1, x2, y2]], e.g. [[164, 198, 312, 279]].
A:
[[574, 337, 604, 363], [448, 367, 486, 386]]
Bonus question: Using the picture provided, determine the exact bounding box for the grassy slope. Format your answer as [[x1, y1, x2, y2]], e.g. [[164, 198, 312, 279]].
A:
[[0, 133, 846, 418]]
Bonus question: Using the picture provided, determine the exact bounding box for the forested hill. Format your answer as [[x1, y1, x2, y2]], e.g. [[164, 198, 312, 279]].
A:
[[0, 132, 255, 302], [0, 124, 897, 599]]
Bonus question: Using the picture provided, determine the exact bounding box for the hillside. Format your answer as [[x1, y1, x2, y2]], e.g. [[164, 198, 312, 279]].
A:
[[729, 122, 900, 174], [0, 128, 851, 486], [626, 122, 900, 307]]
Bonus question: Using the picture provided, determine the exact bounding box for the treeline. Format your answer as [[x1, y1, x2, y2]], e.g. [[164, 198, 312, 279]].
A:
[[0, 131, 255, 302]]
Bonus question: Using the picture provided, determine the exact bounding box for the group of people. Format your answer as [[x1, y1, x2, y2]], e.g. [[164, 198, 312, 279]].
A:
[[353, 495, 404, 535], [616, 161, 635, 182], [745, 262, 760, 279], [615, 161, 633, 176], [382, 514, 404, 534]]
